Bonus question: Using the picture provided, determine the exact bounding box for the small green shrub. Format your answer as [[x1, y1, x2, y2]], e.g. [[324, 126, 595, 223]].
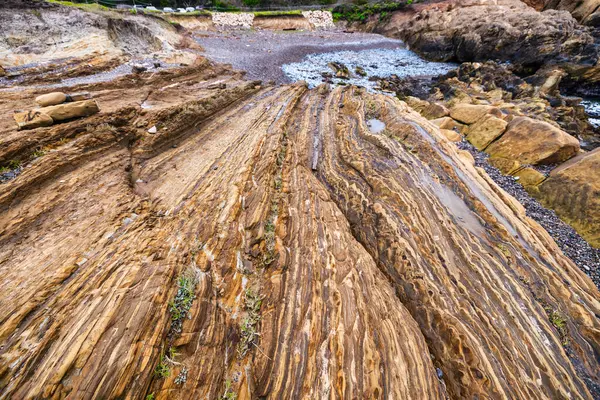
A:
[[169, 273, 197, 335], [237, 288, 263, 358], [154, 354, 170, 378], [222, 379, 237, 400]]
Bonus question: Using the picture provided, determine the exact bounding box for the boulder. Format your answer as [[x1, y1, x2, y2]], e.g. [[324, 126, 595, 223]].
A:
[[0, 65, 5, 77], [440, 128, 462, 142], [14, 110, 54, 130], [355, 66, 367, 77], [406, 96, 430, 113], [328, 62, 350, 79], [35, 92, 67, 107], [486, 117, 580, 166], [489, 157, 521, 174], [536, 149, 600, 247], [68, 92, 92, 102], [450, 104, 500, 124], [431, 117, 466, 133], [40, 99, 100, 122], [514, 167, 546, 187], [466, 114, 508, 150], [422, 103, 449, 120]]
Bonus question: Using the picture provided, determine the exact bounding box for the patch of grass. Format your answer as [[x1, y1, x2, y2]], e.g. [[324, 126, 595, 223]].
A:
[[222, 379, 237, 400], [32, 148, 46, 159], [46, 0, 111, 12], [547, 309, 569, 345], [1, 160, 22, 173], [365, 99, 379, 119], [252, 10, 303, 16], [237, 287, 263, 358], [169, 273, 197, 335], [154, 354, 171, 378], [146, 394, 155, 400]]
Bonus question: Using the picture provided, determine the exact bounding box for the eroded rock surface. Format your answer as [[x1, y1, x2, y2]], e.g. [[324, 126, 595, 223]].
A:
[[0, 61, 598, 399]]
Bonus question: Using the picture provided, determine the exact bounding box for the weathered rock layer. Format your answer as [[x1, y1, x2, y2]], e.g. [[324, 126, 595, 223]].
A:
[[0, 66, 599, 399]]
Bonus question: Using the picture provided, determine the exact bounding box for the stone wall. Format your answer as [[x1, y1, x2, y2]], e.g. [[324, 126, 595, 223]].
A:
[[302, 10, 334, 29], [209, 10, 334, 30], [211, 12, 255, 28]]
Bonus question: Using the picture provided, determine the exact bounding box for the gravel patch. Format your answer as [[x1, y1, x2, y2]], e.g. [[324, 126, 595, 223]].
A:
[[195, 29, 406, 84], [456, 140, 600, 288], [282, 48, 456, 89]]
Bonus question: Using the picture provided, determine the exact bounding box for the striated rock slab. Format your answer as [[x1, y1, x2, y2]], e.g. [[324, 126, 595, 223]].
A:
[[0, 83, 598, 400]]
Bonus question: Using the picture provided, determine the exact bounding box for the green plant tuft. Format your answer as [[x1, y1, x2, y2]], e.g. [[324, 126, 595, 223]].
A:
[[154, 354, 170, 378]]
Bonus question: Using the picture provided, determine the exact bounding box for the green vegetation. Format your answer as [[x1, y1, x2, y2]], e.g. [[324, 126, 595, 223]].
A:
[[222, 380, 237, 400], [237, 287, 263, 358], [32, 148, 46, 159], [252, 9, 304, 16], [146, 394, 155, 400], [332, 1, 415, 23], [169, 273, 197, 335], [0, 160, 22, 173], [211, 0, 240, 11], [46, 0, 111, 12], [154, 354, 171, 378], [547, 309, 569, 345], [242, 0, 260, 7]]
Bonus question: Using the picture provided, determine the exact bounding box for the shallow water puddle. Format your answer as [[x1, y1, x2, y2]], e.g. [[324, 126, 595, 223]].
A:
[[367, 118, 386, 133]]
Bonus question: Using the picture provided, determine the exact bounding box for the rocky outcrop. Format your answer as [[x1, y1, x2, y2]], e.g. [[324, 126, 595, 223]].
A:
[[521, 0, 600, 25], [0, 63, 599, 399], [536, 148, 600, 246], [486, 116, 580, 167], [377, 0, 599, 78]]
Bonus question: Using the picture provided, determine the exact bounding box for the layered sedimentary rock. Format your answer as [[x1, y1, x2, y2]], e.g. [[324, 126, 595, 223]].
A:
[[0, 63, 599, 399]]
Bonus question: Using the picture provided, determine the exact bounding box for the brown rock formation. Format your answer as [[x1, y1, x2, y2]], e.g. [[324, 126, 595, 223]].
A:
[[0, 61, 598, 399], [536, 148, 600, 247], [466, 114, 508, 149], [486, 116, 581, 167], [369, 0, 599, 78]]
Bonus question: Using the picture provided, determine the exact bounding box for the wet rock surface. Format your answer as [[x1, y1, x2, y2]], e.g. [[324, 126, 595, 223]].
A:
[[457, 140, 600, 287]]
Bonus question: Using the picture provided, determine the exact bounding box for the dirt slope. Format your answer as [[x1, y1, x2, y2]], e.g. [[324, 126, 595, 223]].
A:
[[0, 58, 599, 399]]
